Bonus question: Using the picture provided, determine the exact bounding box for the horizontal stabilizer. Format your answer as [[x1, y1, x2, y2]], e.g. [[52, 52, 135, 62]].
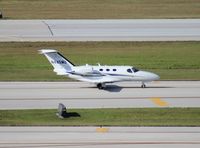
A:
[[39, 49, 57, 54]]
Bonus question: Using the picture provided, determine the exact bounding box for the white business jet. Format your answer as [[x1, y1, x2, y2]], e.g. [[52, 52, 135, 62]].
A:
[[39, 49, 159, 89]]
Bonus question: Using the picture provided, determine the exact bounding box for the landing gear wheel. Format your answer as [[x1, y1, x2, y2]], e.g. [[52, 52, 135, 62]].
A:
[[97, 83, 104, 89], [141, 83, 146, 88]]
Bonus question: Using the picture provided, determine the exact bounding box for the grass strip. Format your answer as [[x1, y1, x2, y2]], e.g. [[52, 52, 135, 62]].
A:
[[0, 41, 200, 81], [1, 0, 200, 19], [0, 108, 200, 126]]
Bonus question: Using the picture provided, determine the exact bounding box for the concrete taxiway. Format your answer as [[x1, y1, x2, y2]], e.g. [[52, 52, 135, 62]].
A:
[[0, 126, 200, 148], [0, 81, 199, 109], [0, 19, 200, 41]]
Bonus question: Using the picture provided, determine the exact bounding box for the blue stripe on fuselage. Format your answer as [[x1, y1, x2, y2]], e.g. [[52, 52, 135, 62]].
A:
[[68, 71, 133, 77]]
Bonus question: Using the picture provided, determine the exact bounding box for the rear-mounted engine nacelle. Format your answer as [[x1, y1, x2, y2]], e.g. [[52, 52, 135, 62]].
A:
[[72, 66, 93, 75]]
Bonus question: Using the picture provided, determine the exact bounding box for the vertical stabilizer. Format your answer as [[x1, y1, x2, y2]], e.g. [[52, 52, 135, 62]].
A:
[[39, 49, 75, 75]]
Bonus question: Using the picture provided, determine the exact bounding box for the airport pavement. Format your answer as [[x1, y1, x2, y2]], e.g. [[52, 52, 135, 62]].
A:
[[0, 126, 200, 148], [0, 81, 199, 109], [0, 19, 200, 41]]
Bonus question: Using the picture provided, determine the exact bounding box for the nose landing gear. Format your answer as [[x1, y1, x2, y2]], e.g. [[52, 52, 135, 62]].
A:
[[141, 82, 146, 88]]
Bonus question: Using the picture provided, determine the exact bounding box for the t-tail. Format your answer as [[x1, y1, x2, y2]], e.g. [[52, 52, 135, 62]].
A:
[[39, 49, 75, 75]]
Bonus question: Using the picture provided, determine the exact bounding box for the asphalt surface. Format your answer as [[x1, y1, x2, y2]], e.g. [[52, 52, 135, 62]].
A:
[[0, 81, 199, 109], [0, 19, 200, 41], [1, 126, 200, 148]]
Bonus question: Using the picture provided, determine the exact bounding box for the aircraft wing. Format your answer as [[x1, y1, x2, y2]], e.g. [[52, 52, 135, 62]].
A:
[[70, 74, 121, 84]]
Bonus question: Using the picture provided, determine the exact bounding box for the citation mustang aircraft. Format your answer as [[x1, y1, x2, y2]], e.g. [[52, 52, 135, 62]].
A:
[[39, 49, 160, 89]]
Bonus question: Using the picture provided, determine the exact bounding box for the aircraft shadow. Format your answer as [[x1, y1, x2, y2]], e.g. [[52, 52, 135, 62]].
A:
[[61, 112, 81, 118], [85, 85, 173, 92], [103, 85, 173, 92], [103, 85, 123, 92]]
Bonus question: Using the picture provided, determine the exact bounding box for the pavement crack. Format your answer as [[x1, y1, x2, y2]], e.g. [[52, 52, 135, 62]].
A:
[[42, 21, 54, 36]]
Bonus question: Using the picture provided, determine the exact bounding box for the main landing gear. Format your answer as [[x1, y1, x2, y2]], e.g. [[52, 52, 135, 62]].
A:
[[141, 82, 146, 88], [97, 83, 106, 89]]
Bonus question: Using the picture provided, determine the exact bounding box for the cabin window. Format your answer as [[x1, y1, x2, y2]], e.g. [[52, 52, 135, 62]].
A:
[[99, 69, 103, 71], [132, 67, 139, 73], [127, 69, 133, 73], [106, 69, 110, 71], [113, 69, 117, 71]]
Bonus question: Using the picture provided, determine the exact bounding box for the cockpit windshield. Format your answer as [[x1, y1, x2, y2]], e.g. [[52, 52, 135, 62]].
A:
[[132, 67, 139, 73]]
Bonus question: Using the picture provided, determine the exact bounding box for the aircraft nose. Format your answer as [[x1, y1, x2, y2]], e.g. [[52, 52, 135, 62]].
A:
[[135, 71, 160, 81], [140, 71, 160, 81], [148, 72, 160, 80]]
